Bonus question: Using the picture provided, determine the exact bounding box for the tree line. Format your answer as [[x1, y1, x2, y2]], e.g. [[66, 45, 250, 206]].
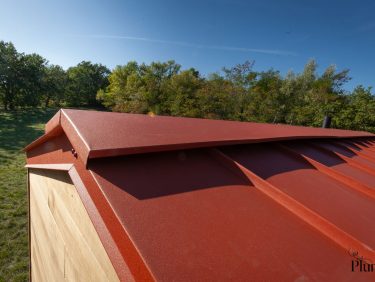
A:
[[0, 41, 109, 110], [1, 40, 375, 132]]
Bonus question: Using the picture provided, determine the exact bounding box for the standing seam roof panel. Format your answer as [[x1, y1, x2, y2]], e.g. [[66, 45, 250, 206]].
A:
[[24, 109, 375, 281]]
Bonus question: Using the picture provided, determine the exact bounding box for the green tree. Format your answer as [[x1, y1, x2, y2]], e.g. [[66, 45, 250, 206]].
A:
[[17, 53, 48, 107], [41, 65, 67, 107], [98, 60, 181, 114], [139, 60, 181, 114], [245, 69, 283, 123], [0, 42, 48, 109], [164, 69, 203, 117], [196, 73, 238, 120], [223, 60, 257, 89], [290, 60, 350, 127], [94, 57, 374, 133], [288, 60, 319, 126], [0, 41, 23, 110], [65, 61, 110, 107], [222, 61, 257, 121], [97, 61, 148, 113], [337, 86, 375, 132]]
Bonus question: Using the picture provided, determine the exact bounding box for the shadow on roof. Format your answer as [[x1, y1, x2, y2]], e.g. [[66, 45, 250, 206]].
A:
[[89, 149, 253, 200]]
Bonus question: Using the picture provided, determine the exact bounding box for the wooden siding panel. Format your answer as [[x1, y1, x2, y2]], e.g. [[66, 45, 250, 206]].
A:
[[30, 178, 65, 281], [29, 169, 119, 281]]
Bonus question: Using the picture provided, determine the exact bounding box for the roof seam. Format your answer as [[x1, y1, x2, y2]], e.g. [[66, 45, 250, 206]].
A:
[[332, 140, 375, 163], [277, 144, 375, 201], [308, 142, 375, 177], [211, 148, 375, 262]]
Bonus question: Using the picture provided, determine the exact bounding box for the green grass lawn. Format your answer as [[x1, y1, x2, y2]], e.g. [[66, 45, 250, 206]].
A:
[[0, 108, 57, 282]]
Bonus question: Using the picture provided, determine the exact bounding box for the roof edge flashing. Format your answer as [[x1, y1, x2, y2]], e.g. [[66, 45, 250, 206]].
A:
[[61, 109, 91, 151], [45, 109, 61, 134], [23, 123, 63, 152], [25, 109, 375, 161], [25, 163, 74, 171], [60, 109, 91, 166], [86, 135, 375, 161]]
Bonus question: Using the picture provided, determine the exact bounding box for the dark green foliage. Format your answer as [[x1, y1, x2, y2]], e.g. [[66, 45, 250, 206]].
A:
[[0, 41, 24, 110], [196, 73, 239, 120], [41, 65, 67, 107], [336, 86, 375, 132], [164, 69, 203, 117], [0, 39, 374, 132], [98, 58, 375, 132], [0, 40, 109, 110], [65, 61, 110, 107], [17, 54, 48, 108]]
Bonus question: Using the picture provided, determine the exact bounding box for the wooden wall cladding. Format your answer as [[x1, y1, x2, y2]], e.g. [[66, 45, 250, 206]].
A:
[[29, 169, 119, 281]]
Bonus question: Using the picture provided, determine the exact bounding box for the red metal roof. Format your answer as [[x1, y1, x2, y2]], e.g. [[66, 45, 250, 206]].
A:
[[25, 109, 375, 281], [25, 109, 374, 165]]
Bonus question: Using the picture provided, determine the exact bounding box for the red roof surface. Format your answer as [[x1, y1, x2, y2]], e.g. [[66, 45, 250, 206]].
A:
[[26, 109, 374, 165], [25, 109, 375, 281]]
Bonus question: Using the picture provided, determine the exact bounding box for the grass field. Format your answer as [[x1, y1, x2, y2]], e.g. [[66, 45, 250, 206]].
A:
[[0, 108, 57, 282]]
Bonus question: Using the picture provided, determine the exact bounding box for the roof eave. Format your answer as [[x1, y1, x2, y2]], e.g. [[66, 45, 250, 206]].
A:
[[24, 109, 91, 166]]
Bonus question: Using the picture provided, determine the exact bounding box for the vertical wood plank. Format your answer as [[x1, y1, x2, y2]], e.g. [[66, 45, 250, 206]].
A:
[[29, 169, 119, 281]]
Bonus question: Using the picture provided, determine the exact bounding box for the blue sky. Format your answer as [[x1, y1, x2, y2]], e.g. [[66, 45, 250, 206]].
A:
[[1, 0, 374, 90]]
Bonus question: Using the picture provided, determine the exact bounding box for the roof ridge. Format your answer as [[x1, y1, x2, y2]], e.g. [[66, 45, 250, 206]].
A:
[[25, 109, 375, 166]]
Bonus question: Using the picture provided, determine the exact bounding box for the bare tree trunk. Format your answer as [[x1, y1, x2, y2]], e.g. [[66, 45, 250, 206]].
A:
[[3, 100, 8, 111], [45, 95, 50, 107]]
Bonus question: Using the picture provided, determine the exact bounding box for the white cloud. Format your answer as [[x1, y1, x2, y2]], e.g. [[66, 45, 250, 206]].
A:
[[74, 34, 297, 56]]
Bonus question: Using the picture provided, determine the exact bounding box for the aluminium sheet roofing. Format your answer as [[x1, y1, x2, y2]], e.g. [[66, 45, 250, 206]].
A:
[[25, 109, 375, 281]]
